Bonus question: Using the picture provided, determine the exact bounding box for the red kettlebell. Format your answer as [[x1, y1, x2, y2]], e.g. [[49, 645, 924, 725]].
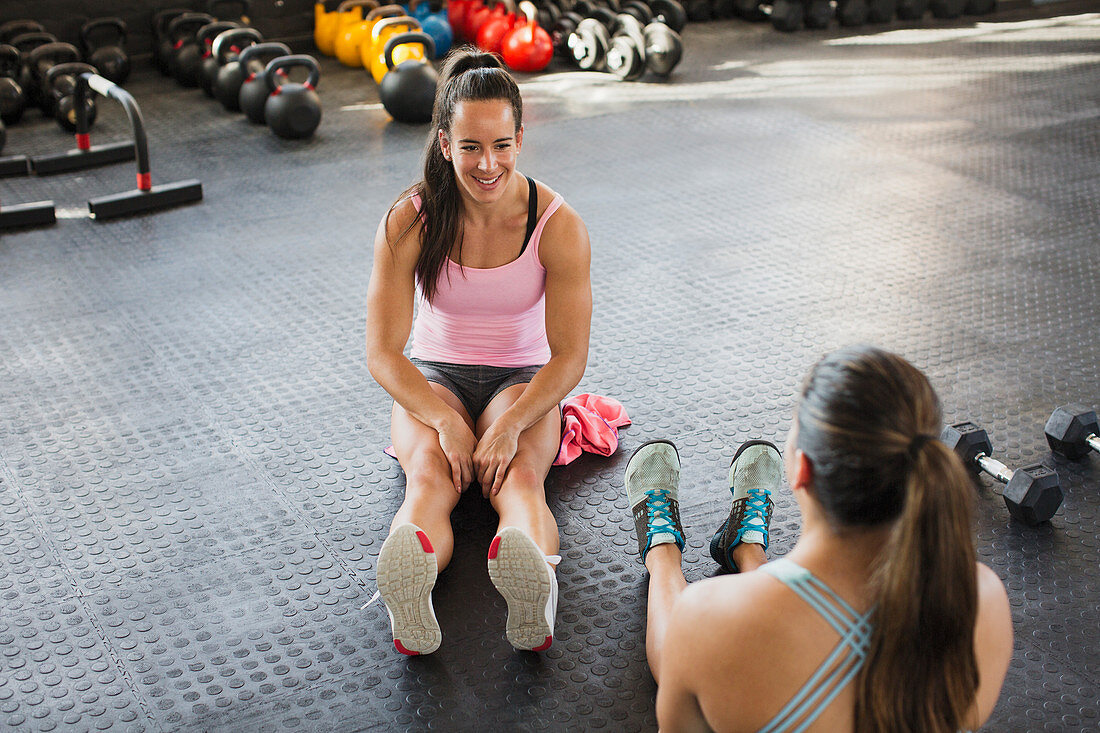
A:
[[448, 0, 471, 41], [502, 2, 552, 73], [464, 0, 496, 44], [476, 0, 519, 55]]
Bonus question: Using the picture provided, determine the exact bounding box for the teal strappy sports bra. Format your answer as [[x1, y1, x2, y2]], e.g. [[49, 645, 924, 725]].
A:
[[756, 559, 874, 733]]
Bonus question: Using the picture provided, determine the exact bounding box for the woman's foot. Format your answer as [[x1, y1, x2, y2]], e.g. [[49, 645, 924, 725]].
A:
[[709, 440, 779, 573], [487, 527, 558, 652], [377, 523, 442, 655], [625, 440, 686, 562]]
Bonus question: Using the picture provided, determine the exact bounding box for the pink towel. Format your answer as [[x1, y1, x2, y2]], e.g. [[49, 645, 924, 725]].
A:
[[385, 393, 630, 467], [553, 393, 631, 466]]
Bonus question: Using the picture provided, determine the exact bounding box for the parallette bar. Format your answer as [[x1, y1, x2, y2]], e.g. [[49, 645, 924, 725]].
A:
[[0, 155, 30, 178], [30, 142, 136, 175], [89, 179, 203, 221], [0, 200, 57, 229]]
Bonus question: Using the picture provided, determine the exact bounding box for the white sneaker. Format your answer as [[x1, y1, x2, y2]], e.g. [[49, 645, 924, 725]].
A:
[[376, 523, 441, 655], [487, 527, 557, 652]]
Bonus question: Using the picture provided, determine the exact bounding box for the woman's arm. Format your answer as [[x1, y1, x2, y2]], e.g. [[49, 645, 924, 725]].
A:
[[966, 562, 1014, 730], [365, 201, 476, 492], [473, 202, 592, 492], [655, 586, 716, 733]]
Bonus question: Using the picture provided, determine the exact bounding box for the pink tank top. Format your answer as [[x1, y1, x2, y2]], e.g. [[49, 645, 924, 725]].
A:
[[409, 191, 565, 367]]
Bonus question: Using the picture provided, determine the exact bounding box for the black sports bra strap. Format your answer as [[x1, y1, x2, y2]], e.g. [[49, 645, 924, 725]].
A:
[[520, 175, 538, 254]]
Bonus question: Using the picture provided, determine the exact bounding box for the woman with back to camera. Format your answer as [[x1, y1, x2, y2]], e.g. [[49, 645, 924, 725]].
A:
[[365, 47, 591, 655], [624, 345, 1014, 731]]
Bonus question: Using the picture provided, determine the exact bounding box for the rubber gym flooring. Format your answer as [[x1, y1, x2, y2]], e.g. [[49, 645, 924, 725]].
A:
[[2, 3, 1099, 731]]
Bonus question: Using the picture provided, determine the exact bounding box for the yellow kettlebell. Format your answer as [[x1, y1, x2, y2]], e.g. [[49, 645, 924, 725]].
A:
[[369, 15, 423, 84], [334, 0, 381, 67], [313, 0, 343, 56], [358, 6, 406, 69]]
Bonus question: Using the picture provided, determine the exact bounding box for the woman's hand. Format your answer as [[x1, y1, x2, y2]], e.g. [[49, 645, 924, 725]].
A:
[[473, 419, 522, 497], [437, 415, 478, 493]]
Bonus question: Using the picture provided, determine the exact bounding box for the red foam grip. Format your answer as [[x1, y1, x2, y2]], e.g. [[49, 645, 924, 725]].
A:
[[76, 133, 91, 151], [137, 172, 152, 191]]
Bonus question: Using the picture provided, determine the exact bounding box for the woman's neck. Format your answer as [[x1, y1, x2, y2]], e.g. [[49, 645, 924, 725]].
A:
[[460, 171, 525, 228], [785, 514, 892, 608]]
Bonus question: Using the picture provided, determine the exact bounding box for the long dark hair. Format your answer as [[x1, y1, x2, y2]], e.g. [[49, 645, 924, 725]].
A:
[[795, 346, 979, 733], [387, 47, 523, 303]]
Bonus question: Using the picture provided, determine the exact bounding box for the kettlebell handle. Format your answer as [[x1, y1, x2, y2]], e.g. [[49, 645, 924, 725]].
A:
[[237, 41, 291, 78], [0, 44, 20, 74], [212, 27, 263, 62], [45, 61, 97, 90], [154, 9, 189, 36], [198, 21, 241, 49], [168, 13, 217, 44], [383, 31, 435, 70], [372, 16, 421, 43], [0, 21, 45, 42], [338, 0, 381, 14], [264, 54, 321, 93], [80, 18, 127, 48], [366, 5, 406, 21], [28, 42, 80, 68]]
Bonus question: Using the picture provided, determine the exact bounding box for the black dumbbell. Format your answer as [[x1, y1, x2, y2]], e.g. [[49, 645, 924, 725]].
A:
[[1045, 404, 1100, 460], [606, 14, 647, 80], [941, 421, 1063, 525]]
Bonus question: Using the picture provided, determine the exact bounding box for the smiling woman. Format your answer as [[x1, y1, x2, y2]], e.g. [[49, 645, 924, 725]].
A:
[[364, 47, 592, 656]]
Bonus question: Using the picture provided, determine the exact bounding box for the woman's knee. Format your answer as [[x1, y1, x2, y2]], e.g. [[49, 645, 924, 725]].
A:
[[402, 450, 453, 491]]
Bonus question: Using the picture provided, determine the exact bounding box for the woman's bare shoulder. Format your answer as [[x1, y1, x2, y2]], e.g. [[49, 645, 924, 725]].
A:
[[377, 195, 423, 255]]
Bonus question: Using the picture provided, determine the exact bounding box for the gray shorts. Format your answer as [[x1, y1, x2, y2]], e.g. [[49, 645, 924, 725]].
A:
[[411, 358, 543, 419]]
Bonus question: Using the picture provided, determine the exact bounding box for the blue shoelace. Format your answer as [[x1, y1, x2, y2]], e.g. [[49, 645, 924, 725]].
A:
[[734, 488, 772, 549], [645, 487, 683, 548]]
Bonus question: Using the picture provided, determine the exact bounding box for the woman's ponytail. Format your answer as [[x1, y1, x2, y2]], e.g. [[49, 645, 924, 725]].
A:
[[796, 346, 981, 733], [855, 438, 979, 733]]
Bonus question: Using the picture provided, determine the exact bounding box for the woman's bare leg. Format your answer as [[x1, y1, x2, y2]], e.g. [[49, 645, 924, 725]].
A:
[[389, 383, 473, 572], [643, 543, 688, 683]]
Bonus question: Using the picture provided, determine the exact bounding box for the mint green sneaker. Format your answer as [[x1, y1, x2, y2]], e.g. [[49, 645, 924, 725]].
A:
[[709, 440, 779, 573], [624, 440, 686, 562]]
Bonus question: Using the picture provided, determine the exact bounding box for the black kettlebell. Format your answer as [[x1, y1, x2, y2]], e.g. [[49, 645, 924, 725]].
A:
[[196, 20, 241, 97], [237, 42, 291, 123], [28, 42, 80, 115], [211, 27, 263, 108], [0, 20, 46, 44], [0, 44, 26, 125], [168, 12, 215, 86], [379, 32, 436, 124], [80, 18, 130, 84], [11, 33, 57, 108], [152, 8, 188, 75], [263, 55, 322, 139], [45, 62, 97, 132], [214, 27, 266, 110]]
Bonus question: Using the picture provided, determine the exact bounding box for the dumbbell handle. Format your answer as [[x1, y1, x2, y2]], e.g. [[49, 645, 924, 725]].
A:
[[974, 453, 1013, 485]]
